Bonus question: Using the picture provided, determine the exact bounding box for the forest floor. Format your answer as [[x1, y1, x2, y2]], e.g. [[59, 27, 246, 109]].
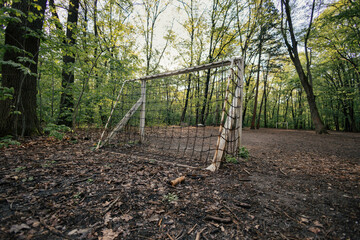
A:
[[0, 128, 359, 240]]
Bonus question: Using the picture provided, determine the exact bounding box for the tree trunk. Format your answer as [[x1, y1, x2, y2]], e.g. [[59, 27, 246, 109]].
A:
[[259, 57, 270, 129], [251, 27, 264, 129], [256, 90, 265, 129], [181, 74, 192, 123], [280, 0, 327, 134], [201, 68, 211, 124], [284, 95, 289, 122], [263, 63, 269, 128], [0, 0, 47, 137], [290, 91, 298, 129], [298, 90, 303, 129], [58, 0, 80, 127]]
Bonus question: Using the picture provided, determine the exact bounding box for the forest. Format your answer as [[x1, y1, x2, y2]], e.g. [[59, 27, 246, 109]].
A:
[[0, 1, 360, 239], [0, 0, 359, 138]]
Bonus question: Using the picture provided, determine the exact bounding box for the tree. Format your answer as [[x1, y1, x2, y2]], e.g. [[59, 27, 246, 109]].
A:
[[0, 0, 47, 137], [311, 0, 360, 131], [139, 0, 171, 75], [280, 0, 327, 133], [58, 0, 80, 127], [200, 0, 238, 124]]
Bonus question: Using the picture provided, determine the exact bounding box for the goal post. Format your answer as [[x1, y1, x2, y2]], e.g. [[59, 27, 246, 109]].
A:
[[97, 57, 244, 171]]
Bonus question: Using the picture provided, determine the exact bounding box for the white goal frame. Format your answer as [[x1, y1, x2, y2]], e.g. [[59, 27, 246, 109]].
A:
[[96, 57, 244, 171]]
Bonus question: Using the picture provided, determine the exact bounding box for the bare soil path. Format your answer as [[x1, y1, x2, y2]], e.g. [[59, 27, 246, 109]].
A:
[[0, 128, 359, 239]]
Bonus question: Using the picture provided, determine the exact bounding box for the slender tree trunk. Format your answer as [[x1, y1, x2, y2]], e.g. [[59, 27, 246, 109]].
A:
[[264, 89, 268, 127], [276, 95, 281, 124], [201, 68, 212, 124], [251, 27, 264, 129], [58, 0, 80, 127], [256, 90, 265, 129], [263, 65, 269, 128], [298, 90, 303, 129], [290, 91, 298, 129], [284, 95, 289, 122], [331, 100, 339, 131], [181, 74, 192, 123], [0, 0, 47, 137]]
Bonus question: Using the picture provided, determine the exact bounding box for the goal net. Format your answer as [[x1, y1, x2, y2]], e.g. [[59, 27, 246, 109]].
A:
[[96, 57, 244, 171]]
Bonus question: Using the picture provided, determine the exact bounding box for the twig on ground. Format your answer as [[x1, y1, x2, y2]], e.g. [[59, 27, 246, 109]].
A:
[[167, 232, 175, 240], [204, 215, 232, 223], [103, 196, 120, 214], [195, 227, 206, 240], [223, 204, 241, 223], [243, 169, 251, 175], [187, 223, 197, 234], [40, 218, 68, 239], [279, 168, 287, 176]]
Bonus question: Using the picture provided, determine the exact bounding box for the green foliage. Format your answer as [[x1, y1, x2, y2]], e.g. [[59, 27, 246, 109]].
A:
[[15, 166, 26, 172], [0, 135, 20, 148], [42, 160, 56, 168], [0, 86, 14, 100], [22, 176, 34, 182], [44, 123, 71, 140], [238, 146, 249, 159], [225, 154, 238, 164], [87, 178, 94, 183], [73, 192, 82, 199], [163, 193, 178, 202]]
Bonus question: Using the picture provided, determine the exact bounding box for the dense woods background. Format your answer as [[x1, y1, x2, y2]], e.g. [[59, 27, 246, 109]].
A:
[[0, 0, 359, 137]]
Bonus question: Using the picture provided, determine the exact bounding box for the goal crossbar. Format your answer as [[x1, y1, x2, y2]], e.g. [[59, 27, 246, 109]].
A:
[[125, 57, 242, 82]]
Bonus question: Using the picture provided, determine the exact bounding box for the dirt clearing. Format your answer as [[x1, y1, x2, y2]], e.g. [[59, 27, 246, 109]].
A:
[[1, 128, 359, 239]]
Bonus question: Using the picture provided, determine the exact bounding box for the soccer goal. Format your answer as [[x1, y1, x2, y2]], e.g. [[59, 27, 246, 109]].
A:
[[96, 57, 244, 171]]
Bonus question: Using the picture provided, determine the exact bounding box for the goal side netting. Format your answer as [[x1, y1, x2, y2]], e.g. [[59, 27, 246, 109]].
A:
[[96, 57, 244, 171]]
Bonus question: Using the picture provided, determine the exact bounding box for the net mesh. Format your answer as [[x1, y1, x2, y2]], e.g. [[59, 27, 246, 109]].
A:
[[98, 59, 243, 168]]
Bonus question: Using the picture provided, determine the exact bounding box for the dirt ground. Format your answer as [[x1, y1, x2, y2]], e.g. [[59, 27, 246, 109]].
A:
[[0, 128, 359, 239]]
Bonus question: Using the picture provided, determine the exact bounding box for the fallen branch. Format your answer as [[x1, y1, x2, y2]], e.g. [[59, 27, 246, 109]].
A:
[[237, 202, 251, 209], [170, 176, 185, 186], [243, 169, 251, 175], [223, 204, 241, 223], [187, 223, 197, 234], [279, 168, 287, 176], [204, 215, 232, 223], [167, 233, 175, 240], [103, 196, 120, 214], [40, 218, 68, 239], [195, 227, 206, 240]]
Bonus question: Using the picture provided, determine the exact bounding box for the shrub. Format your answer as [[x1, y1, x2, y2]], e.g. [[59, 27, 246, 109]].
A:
[[238, 146, 249, 159], [44, 123, 71, 140], [225, 154, 238, 164], [0, 135, 20, 148]]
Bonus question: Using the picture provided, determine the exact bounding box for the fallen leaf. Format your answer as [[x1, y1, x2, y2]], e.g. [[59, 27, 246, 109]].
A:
[[313, 220, 323, 228], [32, 221, 40, 228], [120, 214, 133, 222], [104, 212, 111, 225], [300, 217, 310, 224], [99, 228, 120, 240], [308, 227, 321, 234], [68, 229, 79, 235], [10, 224, 30, 233], [67, 228, 91, 236], [149, 214, 160, 222]]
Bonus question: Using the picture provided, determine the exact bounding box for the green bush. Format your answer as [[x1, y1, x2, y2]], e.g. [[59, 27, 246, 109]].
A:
[[238, 146, 249, 159], [0, 135, 20, 148], [44, 123, 71, 140], [225, 154, 238, 164]]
